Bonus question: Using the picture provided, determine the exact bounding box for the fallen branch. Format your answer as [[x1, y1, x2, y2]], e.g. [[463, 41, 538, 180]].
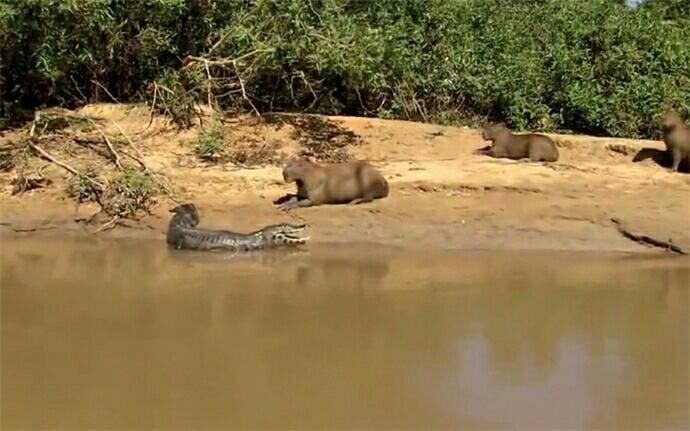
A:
[[27, 142, 79, 175], [88, 119, 123, 170], [27, 141, 107, 197], [94, 215, 120, 233], [109, 120, 148, 171], [611, 218, 686, 255]]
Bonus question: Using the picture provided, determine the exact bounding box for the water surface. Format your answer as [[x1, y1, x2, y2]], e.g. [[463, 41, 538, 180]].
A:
[[1, 236, 688, 430]]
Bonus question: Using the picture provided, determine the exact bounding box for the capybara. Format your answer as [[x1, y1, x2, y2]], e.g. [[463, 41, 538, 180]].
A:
[[276, 157, 389, 211], [476, 123, 559, 162], [661, 111, 690, 173]]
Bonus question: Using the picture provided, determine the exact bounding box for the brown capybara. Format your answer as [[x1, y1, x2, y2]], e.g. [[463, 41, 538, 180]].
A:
[[661, 111, 690, 173], [475, 123, 559, 162], [276, 157, 389, 211]]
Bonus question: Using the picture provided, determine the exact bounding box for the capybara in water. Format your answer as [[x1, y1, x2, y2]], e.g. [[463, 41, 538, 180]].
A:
[[661, 111, 690, 173], [475, 123, 559, 162], [276, 156, 389, 211]]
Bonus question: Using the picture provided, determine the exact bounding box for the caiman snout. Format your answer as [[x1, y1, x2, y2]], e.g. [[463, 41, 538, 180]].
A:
[[265, 223, 310, 246]]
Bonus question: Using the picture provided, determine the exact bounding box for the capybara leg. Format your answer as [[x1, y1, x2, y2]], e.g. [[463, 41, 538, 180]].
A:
[[473, 146, 493, 156], [278, 197, 314, 212], [348, 197, 373, 205], [275, 195, 299, 207], [669, 148, 681, 172], [528, 146, 543, 162], [273, 193, 298, 205]]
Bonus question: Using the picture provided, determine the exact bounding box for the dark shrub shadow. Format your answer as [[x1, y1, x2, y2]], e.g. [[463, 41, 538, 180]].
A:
[[633, 147, 689, 173], [263, 113, 361, 163], [633, 148, 668, 167]]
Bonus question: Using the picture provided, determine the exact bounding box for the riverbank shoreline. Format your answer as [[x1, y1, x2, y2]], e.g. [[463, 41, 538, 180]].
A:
[[2, 104, 689, 256]]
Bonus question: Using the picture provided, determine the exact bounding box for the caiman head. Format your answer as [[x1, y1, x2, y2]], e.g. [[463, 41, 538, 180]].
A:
[[260, 223, 310, 247], [168, 203, 201, 229]]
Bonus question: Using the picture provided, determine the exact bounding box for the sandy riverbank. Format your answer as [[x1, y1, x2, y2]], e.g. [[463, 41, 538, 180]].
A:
[[1, 104, 689, 255]]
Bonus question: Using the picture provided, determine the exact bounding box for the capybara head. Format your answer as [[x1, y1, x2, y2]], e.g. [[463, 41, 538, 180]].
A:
[[481, 123, 509, 141], [662, 111, 684, 133], [282, 157, 315, 182]]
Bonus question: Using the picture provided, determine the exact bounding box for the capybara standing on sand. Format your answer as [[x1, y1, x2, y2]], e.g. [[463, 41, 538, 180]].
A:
[[661, 111, 690, 173], [276, 157, 389, 211], [475, 123, 559, 162]]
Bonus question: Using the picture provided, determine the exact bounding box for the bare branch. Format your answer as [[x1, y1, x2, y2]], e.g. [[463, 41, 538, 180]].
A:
[[233, 61, 261, 118], [109, 120, 148, 170], [204, 60, 214, 109], [91, 80, 121, 104], [94, 215, 120, 233], [88, 119, 123, 170], [145, 82, 158, 131], [27, 142, 79, 175], [181, 49, 269, 70], [611, 218, 686, 255], [206, 32, 230, 57]]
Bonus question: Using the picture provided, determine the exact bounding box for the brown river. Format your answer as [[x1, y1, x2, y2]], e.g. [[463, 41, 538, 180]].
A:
[[1, 235, 688, 430]]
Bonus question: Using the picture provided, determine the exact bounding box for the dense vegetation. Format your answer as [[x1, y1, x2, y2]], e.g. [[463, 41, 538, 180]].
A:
[[2, 0, 689, 138]]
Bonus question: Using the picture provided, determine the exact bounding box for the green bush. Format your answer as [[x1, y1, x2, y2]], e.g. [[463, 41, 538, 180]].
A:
[[1, 0, 689, 138], [192, 116, 226, 163]]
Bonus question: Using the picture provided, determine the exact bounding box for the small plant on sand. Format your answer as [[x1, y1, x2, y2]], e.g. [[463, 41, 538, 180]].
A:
[[0, 138, 30, 172], [103, 168, 161, 219], [66, 166, 105, 203], [192, 117, 226, 163], [154, 70, 198, 129]]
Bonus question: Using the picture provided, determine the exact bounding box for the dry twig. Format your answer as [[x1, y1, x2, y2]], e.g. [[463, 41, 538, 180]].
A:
[[91, 79, 121, 104], [233, 61, 261, 117], [110, 120, 148, 171], [611, 218, 686, 255], [94, 216, 120, 233], [181, 49, 268, 70], [28, 142, 79, 176]]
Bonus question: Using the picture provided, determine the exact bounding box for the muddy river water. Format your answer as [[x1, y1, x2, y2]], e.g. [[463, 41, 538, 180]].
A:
[[1, 235, 688, 430]]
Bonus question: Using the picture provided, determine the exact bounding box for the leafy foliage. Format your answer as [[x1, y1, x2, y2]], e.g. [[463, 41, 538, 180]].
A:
[[1, 0, 689, 138], [192, 116, 226, 163], [105, 168, 162, 219]]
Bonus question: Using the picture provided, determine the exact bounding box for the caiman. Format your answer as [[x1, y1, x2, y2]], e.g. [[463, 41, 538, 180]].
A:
[[166, 203, 309, 251]]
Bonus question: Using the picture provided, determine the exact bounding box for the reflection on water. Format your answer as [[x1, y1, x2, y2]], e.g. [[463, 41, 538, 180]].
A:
[[1, 236, 688, 430]]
